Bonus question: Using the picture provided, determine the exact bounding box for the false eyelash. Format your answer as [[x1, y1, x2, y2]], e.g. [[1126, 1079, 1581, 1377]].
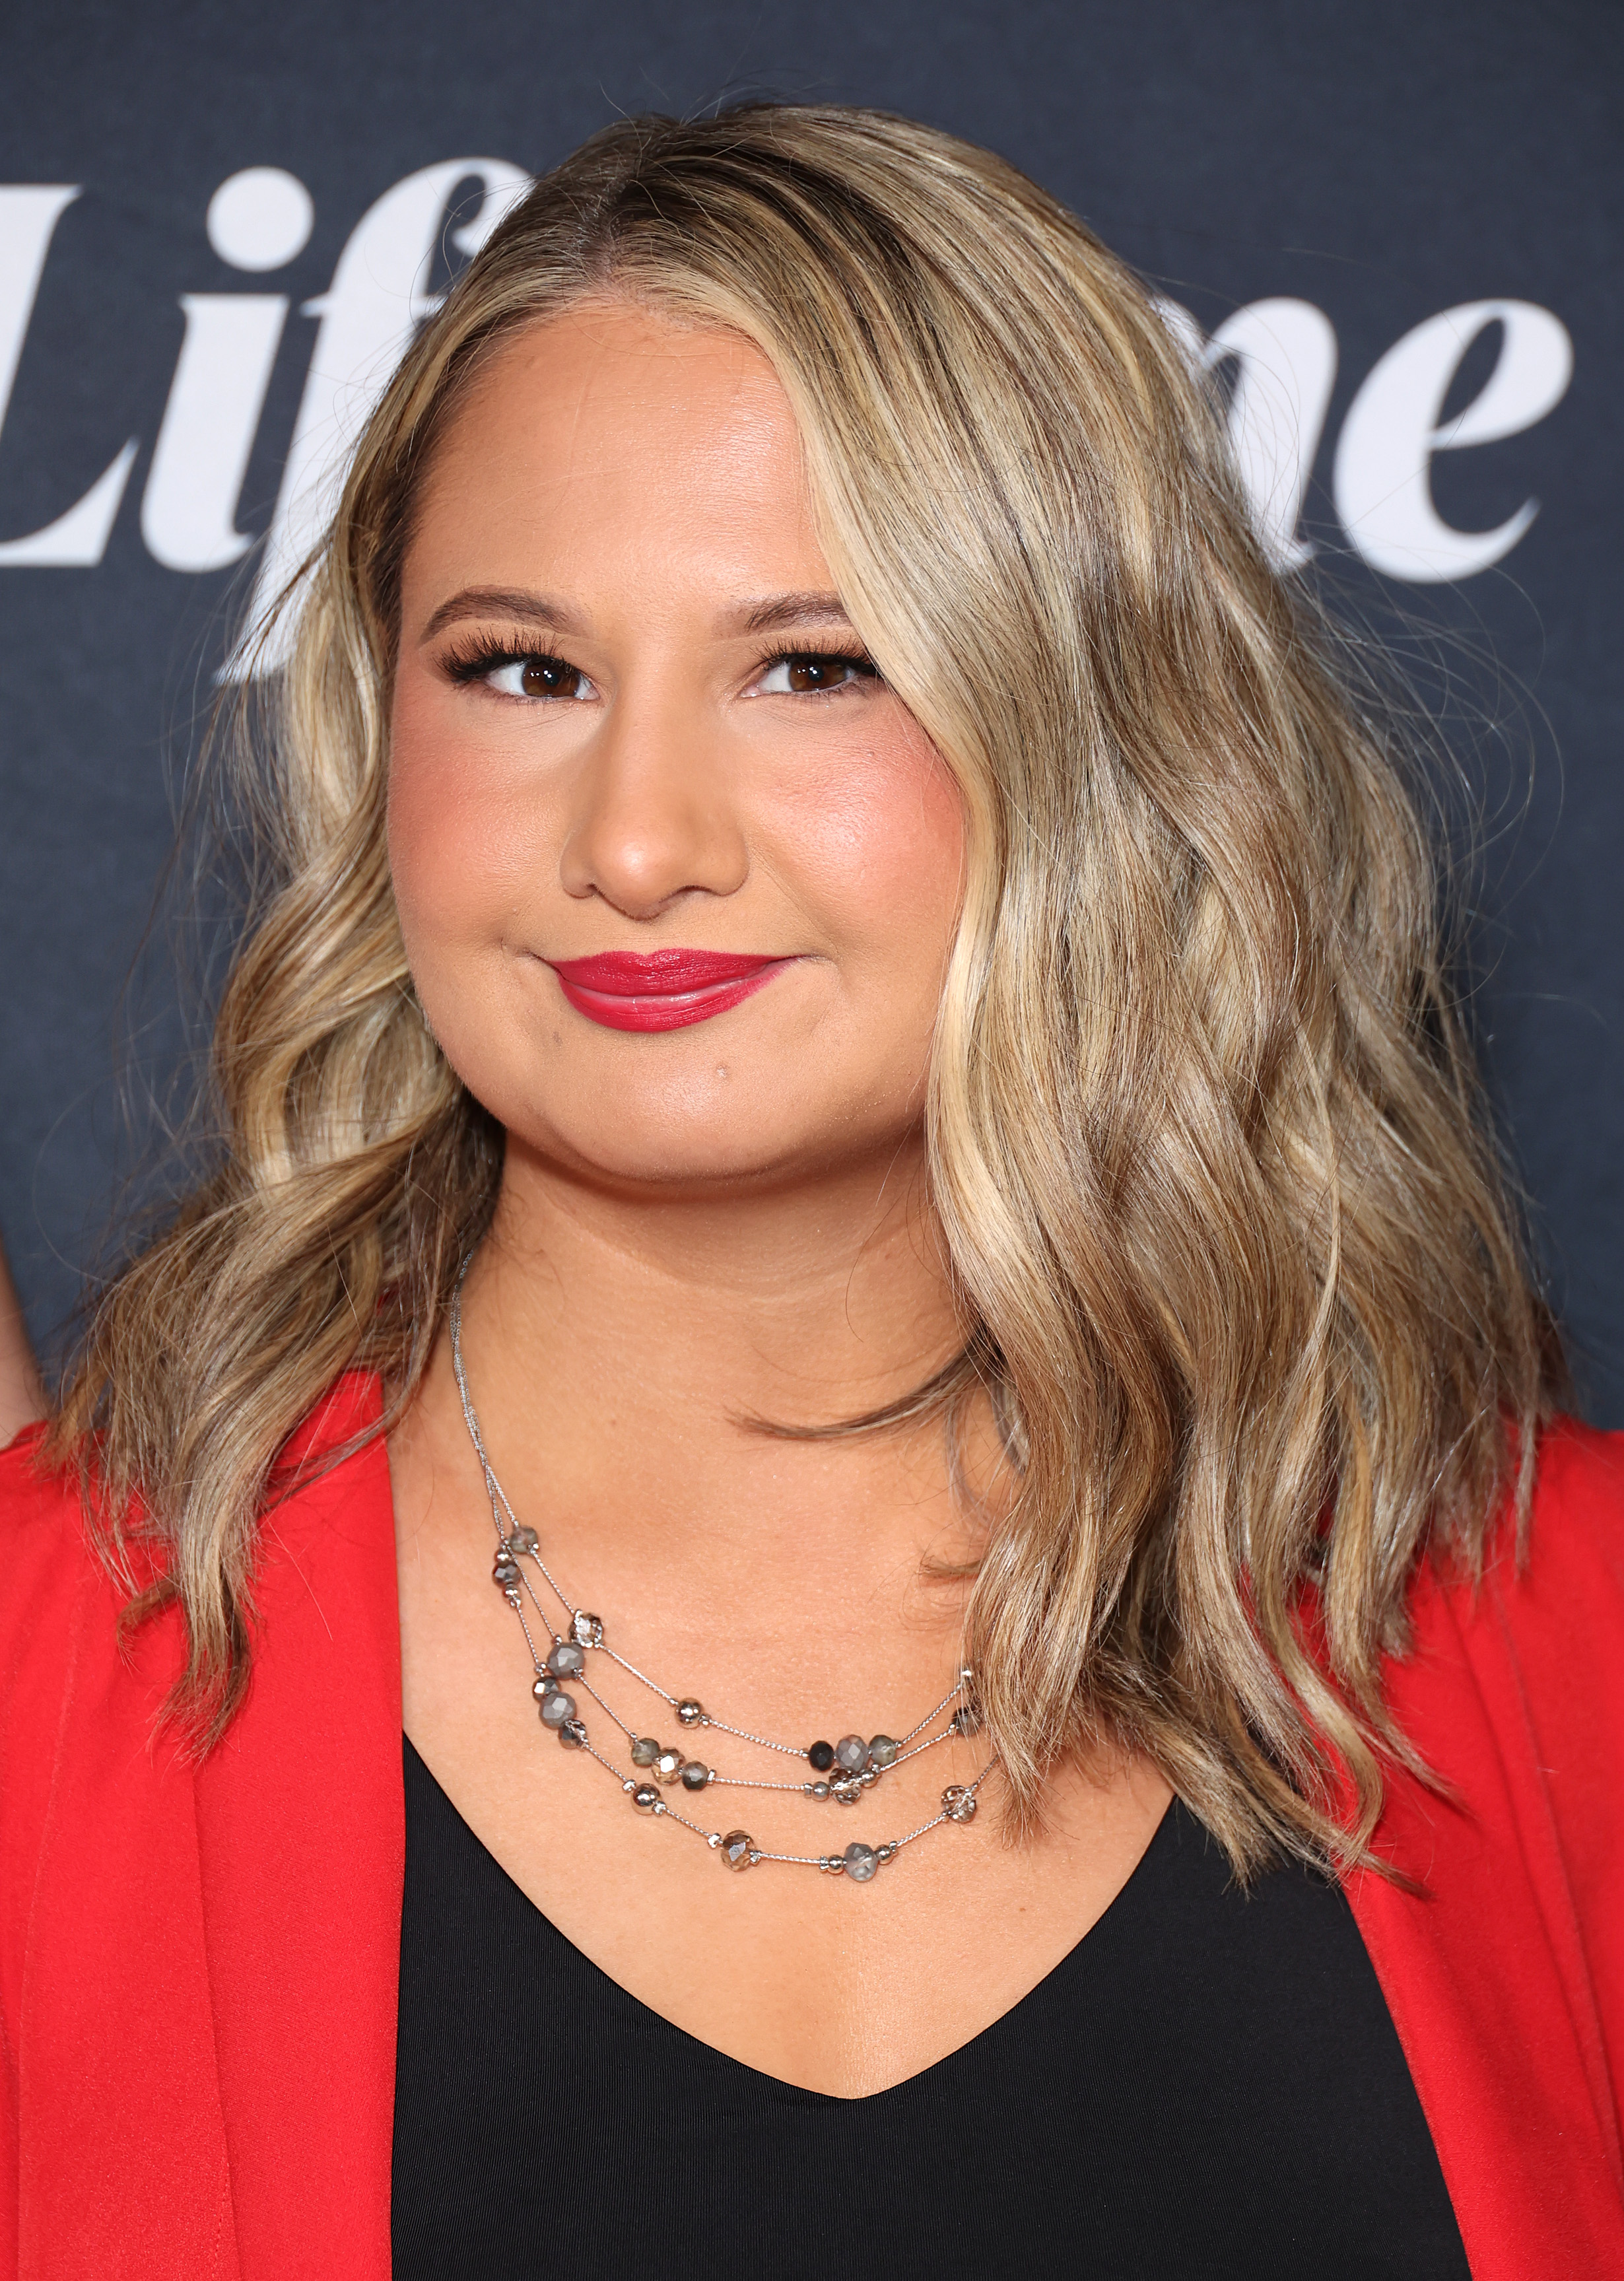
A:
[[757, 642, 883, 684], [437, 628, 884, 688], [440, 630, 558, 684]]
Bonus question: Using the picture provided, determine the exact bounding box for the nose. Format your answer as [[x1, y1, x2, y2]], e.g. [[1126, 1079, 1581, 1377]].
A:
[[558, 683, 749, 920]]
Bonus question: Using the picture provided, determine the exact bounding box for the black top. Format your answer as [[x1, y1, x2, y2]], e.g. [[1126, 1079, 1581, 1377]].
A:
[[393, 1737, 1470, 2280]]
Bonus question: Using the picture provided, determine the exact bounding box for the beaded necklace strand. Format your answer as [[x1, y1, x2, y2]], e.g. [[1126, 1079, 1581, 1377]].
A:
[[450, 1276, 996, 1882]]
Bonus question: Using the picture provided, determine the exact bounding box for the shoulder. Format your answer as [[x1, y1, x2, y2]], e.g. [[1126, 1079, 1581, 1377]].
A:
[[0, 1369, 391, 1787], [0, 1422, 107, 1647], [1398, 1412, 1624, 1921], [0, 1427, 133, 2017], [1469, 1414, 1624, 1692], [1521, 1412, 1624, 1592], [1405, 1413, 1624, 1736]]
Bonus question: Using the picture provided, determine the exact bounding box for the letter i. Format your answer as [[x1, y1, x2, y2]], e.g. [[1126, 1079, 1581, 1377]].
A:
[[140, 168, 314, 573]]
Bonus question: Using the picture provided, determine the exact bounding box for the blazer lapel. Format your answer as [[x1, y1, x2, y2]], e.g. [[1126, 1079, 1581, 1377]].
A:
[[1347, 1549, 1624, 2280], [193, 1376, 403, 2281], [19, 1570, 236, 2280]]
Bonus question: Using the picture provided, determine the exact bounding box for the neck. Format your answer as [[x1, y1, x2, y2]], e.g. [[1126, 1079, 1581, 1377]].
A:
[[397, 1128, 1003, 1786], [471, 1129, 963, 1429], [441, 1128, 985, 1585]]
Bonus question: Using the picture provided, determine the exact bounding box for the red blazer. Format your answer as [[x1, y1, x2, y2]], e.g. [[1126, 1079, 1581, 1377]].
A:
[[1, 1374, 1622, 2278]]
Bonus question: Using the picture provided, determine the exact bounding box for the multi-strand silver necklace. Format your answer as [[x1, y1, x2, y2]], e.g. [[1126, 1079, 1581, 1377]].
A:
[[450, 1279, 996, 1884]]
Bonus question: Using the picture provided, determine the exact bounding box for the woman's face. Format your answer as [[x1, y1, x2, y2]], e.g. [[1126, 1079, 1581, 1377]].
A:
[[388, 302, 965, 1193]]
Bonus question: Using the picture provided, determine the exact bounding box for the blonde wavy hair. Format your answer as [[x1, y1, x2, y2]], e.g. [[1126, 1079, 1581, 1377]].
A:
[[55, 103, 1561, 1874]]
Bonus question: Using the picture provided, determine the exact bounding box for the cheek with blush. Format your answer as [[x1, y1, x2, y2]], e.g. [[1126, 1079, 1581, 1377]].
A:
[[385, 686, 551, 1031]]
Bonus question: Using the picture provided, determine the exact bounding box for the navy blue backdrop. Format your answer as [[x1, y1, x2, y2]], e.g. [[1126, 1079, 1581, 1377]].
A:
[[1, 0, 1619, 1411]]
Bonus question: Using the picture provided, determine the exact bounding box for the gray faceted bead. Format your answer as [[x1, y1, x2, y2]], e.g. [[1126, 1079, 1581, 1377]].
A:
[[539, 1689, 576, 1728], [681, 1761, 712, 1792], [630, 1737, 661, 1767], [834, 1734, 869, 1773], [843, 1841, 879, 1882], [547, 1641, 586, 1678], [510, 1526, 539, 1554], [867, 1734, 899, 1768]]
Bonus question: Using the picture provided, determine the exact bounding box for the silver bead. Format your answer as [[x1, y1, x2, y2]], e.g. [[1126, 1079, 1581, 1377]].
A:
[[654, 1747, 687, 1785], [539, 1689, 576, 1728], [843, 1841, 879, 1882], [572, 1610, 603, 1648], [558, 1718, 588, 1748], [867, 1734, 899, 1768], [503, 1587, 523, 1609], [510, 1526, 539, 1554], [532, 1673, 557, 1701], [652, 1800, 667, 1816], [632, 1783, 661, 1811], [830, 1772, 863, 1806], [676, 1699, 706, 1728], [719, 1830, 757, 1871], [823, 1854, 845, 1875], [547, 1641, 586, 1678], [622, 1778, 638, 1794], [942, 1784, 978, 1823], [681, 1761, 712, 1792], [875, 1843, 896, 1864], [805, 1781, 831, 1800], [630, 1736, 660, 1767], [834, 1734, 869, 1773], [858, 1765, 879, 1788]]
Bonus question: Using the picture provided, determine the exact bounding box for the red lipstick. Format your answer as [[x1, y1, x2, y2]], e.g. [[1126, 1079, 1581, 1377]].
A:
[[547, 948, 791, 1032]]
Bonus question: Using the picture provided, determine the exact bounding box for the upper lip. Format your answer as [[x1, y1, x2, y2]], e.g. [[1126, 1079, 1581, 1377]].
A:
[[547, 949, 785, 995]]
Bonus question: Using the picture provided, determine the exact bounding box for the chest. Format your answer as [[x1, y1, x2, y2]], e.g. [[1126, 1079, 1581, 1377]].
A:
[[397, 1544, 1171, 2095], [391, 1744, 1472, 2281]]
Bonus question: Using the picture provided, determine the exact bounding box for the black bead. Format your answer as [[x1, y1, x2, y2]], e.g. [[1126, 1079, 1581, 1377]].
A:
[[808, 1740, 835, 1772]]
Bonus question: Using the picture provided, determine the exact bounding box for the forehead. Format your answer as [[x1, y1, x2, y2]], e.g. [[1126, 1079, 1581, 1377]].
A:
[[407, 302, 821, 592]]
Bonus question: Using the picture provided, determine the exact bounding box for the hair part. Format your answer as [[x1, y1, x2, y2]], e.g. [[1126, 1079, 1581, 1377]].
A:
[[53, 103, 1563, 1874]]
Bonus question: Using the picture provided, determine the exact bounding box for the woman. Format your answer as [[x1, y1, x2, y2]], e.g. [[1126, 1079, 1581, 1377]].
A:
[[2, 105, 1619, 2280]]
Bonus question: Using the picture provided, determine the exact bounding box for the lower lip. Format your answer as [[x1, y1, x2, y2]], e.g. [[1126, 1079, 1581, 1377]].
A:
[[550, 962, 791, 1033]]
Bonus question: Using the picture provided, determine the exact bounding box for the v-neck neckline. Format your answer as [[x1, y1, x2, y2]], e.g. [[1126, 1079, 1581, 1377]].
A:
[[401, 1729, 1183, 2105]]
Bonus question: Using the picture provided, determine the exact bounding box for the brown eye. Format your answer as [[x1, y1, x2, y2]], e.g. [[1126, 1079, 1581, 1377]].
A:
[[790, 656, 844, 692], [757, 652, 875, 696], [519, 655, 582, 698]]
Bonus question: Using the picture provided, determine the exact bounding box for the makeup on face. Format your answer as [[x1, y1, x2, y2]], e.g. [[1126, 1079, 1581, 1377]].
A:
[[547, 949, 795, 1033]]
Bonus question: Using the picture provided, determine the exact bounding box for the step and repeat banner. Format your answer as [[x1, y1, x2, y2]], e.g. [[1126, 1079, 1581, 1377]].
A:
[[1, 0, 1619, 1410]]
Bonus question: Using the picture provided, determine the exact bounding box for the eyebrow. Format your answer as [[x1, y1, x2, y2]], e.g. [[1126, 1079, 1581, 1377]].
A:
[[417, 585, 857, 645], [419, 587, 590, 643], [737, 590, 855, 634]]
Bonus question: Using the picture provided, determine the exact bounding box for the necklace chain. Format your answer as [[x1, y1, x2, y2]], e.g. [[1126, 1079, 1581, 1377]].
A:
[[450, 1272, 996, 1882]]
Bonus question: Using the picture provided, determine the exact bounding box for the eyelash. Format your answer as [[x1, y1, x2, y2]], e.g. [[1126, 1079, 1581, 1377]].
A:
[[438, 632, 882, 695]]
